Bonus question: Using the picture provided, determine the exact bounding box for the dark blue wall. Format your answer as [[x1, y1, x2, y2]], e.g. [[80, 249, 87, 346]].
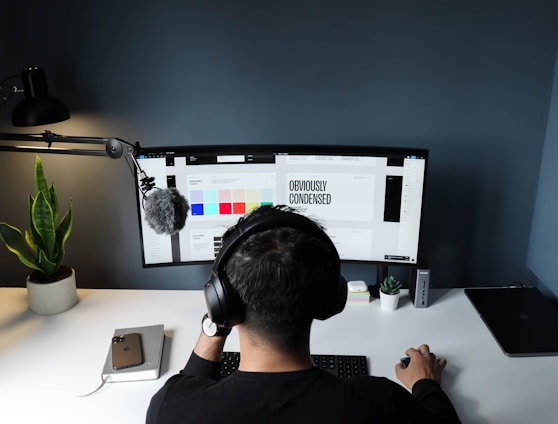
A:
[[1, 1, 558, 290], [528, 50, 558, 298]]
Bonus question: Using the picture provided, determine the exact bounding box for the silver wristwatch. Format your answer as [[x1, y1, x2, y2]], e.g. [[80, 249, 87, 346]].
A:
[[201, 313, 232, 337]]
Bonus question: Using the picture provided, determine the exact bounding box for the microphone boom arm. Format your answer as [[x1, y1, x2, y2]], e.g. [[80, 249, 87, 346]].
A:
[[0, 129, 155, 203], [0, 130, 137, 158]]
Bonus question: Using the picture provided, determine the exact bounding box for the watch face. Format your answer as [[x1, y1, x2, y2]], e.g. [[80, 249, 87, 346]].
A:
[[202, 316, 218, 336]]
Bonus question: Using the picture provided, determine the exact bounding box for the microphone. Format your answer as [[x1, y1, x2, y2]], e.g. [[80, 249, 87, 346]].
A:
[[144, 187, 190, 235], [132, 155, 190, 236]]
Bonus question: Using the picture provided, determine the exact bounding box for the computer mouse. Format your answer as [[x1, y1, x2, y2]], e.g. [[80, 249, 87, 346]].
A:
[[400, 357, 411, 368]]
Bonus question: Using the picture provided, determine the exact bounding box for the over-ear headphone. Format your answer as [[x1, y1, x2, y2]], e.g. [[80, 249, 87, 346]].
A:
[[203, 209, 347, 327]]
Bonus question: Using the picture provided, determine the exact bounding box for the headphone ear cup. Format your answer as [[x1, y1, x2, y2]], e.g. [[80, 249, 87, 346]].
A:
[[314, 274, 348, 320], [203, 274, 225, 325], [203, 271, 243, 327]]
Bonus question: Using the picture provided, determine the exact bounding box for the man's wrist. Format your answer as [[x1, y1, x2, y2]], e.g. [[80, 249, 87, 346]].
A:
[[194, 332, 227, 362]]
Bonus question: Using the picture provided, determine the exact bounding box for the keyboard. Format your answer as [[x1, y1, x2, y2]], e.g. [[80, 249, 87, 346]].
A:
[[220, 351, 369, 379]]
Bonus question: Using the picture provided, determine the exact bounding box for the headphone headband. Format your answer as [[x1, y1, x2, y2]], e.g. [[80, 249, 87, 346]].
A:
[[204, 209, 347, 327], [213, 211, 337, 273]]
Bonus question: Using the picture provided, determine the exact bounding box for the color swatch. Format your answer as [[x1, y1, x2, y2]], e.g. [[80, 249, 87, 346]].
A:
[[190, 188, 274, 216]]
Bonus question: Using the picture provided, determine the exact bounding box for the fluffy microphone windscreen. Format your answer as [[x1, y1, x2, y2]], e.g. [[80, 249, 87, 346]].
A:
[[144, 188, 190, 235]]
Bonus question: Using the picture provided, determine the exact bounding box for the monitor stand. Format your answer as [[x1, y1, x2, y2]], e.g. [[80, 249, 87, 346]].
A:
[[369, 264, 388, 298]]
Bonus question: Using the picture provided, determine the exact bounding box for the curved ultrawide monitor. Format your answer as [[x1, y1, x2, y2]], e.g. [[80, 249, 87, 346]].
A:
[[134, 144, 428, 267]]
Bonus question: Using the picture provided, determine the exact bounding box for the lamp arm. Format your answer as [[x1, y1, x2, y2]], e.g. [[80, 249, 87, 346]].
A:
[[0, 130, 137, 159]]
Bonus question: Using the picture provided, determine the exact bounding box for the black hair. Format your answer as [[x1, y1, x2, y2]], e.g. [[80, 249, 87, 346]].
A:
[[223, 205, 338, 350]]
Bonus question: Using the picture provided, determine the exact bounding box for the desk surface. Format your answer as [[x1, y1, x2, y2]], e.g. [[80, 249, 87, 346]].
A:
[[1, 288, 556, 424]]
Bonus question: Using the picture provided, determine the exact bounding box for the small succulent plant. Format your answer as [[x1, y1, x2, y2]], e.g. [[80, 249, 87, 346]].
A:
[[380, 276, 402, 295]]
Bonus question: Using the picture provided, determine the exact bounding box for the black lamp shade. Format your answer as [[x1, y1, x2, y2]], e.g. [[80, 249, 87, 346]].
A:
[[11, 66, 70, 127]]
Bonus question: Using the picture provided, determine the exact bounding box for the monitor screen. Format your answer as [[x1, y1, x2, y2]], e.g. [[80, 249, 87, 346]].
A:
[[134, 144, 428, 268]]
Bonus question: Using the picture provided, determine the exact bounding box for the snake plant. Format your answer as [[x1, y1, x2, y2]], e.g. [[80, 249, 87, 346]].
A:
[[0, 156, 72, 282]]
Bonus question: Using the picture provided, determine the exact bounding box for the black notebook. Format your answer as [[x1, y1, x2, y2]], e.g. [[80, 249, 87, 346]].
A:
[[465, 287, 558, 357]]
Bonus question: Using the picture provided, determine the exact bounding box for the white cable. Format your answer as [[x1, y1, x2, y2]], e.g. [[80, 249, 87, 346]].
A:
[[77, 376, 109, 397]]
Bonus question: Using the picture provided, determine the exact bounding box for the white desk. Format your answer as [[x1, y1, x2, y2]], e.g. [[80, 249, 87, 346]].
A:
[[1, 288, 556, 424]]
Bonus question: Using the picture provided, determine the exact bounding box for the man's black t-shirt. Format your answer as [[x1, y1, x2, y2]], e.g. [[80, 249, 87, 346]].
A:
[[147, 352, 460, 423]]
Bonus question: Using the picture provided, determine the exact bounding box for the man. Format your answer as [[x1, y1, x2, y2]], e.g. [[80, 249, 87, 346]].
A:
[[147, 205, 461, 423]]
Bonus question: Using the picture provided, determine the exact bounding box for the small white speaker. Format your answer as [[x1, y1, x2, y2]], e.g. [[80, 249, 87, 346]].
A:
[[409, 268, 430, 308]]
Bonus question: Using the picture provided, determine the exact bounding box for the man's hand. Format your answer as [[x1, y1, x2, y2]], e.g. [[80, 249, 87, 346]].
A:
[[395, 344, 447, 390]]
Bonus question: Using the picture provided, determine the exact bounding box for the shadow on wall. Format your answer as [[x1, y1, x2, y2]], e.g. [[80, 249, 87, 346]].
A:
[[420, 172, 479, 287]]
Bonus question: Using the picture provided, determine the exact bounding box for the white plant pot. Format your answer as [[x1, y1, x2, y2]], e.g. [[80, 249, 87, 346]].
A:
[[26, 268, 78, 315], [380, 291, 400, 311]]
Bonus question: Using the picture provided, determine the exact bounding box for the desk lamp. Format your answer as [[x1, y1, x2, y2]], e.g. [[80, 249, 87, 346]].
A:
[[1, 66, 69, 127], [0, 65, 145, 169], [0, 65, 137, 159]]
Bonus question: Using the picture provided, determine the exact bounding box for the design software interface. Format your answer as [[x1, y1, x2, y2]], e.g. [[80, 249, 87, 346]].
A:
[[135, 145, 427, 267]]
